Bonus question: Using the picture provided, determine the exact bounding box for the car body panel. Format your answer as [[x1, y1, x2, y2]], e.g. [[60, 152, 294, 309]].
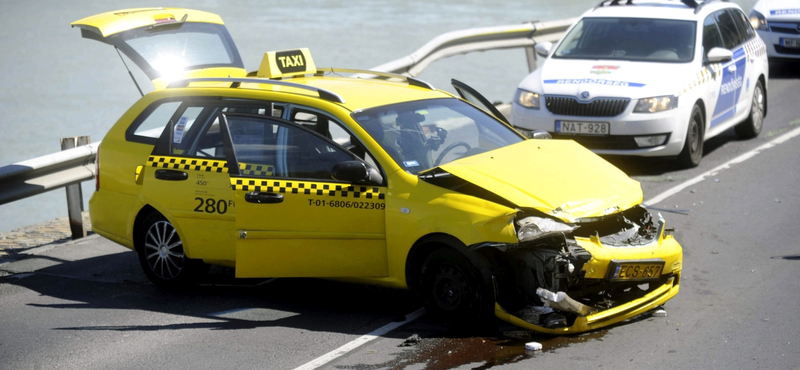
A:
[[752, 0, 800, 60]]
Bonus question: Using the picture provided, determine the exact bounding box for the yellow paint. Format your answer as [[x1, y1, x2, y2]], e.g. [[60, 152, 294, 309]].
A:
[[84, 37, 683, 333], [71, 8, 225, 37]]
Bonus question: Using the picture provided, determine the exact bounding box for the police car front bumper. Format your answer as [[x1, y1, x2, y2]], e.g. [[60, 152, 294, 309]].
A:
[[757, 29, 800, 60], [511, 103, 686, 157]]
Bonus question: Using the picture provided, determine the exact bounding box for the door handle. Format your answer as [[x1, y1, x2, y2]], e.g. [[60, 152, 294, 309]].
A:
[[245, 192, 284, 204], [154, 169, 188, 181], [727, 65, 736, 73]]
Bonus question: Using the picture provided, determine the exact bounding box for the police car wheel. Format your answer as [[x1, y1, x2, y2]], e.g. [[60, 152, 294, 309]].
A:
[[422, 248, 492, 324], [137, 213, 209, 290], [677, 105, 704, 168], [734, 80, 764, 139]]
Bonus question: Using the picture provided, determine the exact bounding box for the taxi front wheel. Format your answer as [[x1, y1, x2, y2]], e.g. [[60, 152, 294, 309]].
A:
[[137, 213, 209, 290], [421, 248, 493, 325]]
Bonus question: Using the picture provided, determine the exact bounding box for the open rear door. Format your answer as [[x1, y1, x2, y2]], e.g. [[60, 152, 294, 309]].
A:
[[451, 79, 510, 124], [72, 8, 246, 89]]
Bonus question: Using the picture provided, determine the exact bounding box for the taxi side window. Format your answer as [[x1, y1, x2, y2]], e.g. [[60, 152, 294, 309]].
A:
[[290, 108, 380, 169], [714, 9, 744, 49], [702, 15, 724, 59], [170, 107, 205, 156], [227, 115, 353, 180], [128, 101, 182, 143]]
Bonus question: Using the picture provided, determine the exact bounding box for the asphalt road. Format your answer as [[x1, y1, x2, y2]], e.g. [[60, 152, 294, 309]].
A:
[[2, 54, 799, 370]]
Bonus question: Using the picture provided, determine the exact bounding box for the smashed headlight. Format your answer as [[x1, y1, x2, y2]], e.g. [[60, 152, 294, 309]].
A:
[[516, 216, 578, 242]]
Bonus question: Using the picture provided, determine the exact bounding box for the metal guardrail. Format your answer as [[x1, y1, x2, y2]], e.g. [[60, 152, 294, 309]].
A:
[[356, 18, 577, 77], [0, 140, 98, 205], [0, 17, 577, 237]]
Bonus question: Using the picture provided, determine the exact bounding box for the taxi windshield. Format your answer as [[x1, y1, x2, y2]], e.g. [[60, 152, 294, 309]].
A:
[[554, 17, 696, 63], [352, 98, 524, 173]]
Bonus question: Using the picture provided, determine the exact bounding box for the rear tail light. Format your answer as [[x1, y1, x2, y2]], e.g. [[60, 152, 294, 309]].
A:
[[95, 149, 100, 191]]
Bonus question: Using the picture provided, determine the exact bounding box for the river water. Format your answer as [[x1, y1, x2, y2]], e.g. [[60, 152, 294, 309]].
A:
[[0, 0, 755, 232]]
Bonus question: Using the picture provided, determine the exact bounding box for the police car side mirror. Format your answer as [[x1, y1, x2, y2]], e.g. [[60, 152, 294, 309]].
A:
[[332, 161, 383, 185], [535, 42, 553, 58], [706, 47, 733, 63]]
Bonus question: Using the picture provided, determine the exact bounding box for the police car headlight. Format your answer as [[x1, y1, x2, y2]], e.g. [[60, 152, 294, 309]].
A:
[[633, 95, 678, 113], [749, 10, 768, 31], [515, 89, 540, 109]]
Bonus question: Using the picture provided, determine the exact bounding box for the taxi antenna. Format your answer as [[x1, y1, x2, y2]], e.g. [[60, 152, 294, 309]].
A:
[[115, 47, 144, 97]]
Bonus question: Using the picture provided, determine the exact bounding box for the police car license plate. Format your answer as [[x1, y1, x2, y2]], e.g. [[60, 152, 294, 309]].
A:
[[606, 260, 665, 281], [555, 120, 609, 135], [780, 38, 800, 48]]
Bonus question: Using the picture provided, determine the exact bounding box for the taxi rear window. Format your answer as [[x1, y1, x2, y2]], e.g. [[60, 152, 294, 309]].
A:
[[126, 100, 182, 144]]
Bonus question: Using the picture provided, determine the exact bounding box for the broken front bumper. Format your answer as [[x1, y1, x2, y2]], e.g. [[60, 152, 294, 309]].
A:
[[495, 272, 680, 334]]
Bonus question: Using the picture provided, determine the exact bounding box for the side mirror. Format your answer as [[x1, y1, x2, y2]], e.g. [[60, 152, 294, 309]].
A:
[[331, 161, 383, 185], [534, 42, 553, 58], [530, 130, 552, 140], [706, 47, 733, 63]]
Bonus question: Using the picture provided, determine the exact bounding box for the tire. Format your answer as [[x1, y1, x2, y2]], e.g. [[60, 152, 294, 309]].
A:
[[421, 248, 493, 324], [677, 105, 704, 168], [734, 80, 765, 139], [137, 212, 209, 290]]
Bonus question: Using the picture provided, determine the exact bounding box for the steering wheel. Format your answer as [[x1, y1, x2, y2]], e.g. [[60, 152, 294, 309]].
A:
[[434, 141, 471, 166]]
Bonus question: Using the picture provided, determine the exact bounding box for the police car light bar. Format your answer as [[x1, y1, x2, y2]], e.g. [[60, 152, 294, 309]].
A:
[[315, 68, 435, 90], [166, 77, 345, 104]]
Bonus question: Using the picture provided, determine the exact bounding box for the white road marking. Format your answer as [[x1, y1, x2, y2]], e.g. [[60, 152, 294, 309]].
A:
[[645, 125, 800, 206], [292, 308, 426, 370]]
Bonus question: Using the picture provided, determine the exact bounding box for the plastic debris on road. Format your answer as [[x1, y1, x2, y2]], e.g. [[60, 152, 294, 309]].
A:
[[652, 308, 667, 317], [525, 342, 543, 351], [398, 334, 421, 347]]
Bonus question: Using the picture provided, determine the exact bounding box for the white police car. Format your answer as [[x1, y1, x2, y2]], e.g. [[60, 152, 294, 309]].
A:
[[750, 0, 800, 60], [512, 0, 768, 167]]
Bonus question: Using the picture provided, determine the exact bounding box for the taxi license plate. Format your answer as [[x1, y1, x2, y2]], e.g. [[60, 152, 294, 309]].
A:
[[780, 38, 800, 48], [606, 260, 665, 281], [555, 120, 610, 135]]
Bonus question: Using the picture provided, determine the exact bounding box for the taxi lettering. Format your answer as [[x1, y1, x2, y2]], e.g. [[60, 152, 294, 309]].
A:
[[278, 55, 305, 68], [194, 197, 234, 214]]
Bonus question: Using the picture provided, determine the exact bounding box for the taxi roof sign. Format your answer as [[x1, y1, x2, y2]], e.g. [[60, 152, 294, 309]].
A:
[[257, 48, 316, 79]]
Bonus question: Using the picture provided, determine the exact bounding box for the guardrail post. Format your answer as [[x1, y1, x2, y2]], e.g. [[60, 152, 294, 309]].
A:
[[525, 46, 538, 72], [61, 136, 90, 239]]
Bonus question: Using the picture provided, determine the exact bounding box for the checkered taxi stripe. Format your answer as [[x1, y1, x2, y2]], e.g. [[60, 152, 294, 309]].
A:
[[148, 156, 228, 172], [230, 179, 386, 200], [147, 156, 273, 176]]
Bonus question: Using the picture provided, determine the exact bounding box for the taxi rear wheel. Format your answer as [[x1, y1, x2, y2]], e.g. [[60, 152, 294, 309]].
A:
[[677, 105, 704, 168], [137, 213, 209, 290], [422, 248, 492, 324], [735, 80, 764, 139]]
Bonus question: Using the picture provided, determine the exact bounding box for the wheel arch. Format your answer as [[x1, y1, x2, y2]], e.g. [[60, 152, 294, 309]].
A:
[[132, 205, 158, 252], [404, 233, 493, 293]]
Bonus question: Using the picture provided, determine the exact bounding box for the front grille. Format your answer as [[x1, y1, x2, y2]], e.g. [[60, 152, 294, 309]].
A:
[[769, 23, 800, 35], [774, 45, 800, 55], [545, 96, 630, 117]]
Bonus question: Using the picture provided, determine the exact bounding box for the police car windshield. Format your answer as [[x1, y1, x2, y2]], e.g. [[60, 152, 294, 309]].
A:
[[554, 17, 696, 63], [352, 98, 524, 173]]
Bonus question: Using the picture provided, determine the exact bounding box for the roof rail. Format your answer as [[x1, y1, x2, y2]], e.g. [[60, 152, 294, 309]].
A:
[[595, 0, 727, 12], [315, 68, 436, 90], [166, 77, 346, 104]]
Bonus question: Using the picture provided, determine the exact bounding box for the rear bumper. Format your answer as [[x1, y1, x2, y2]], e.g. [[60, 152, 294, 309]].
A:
[[495, 273, 680, 334]]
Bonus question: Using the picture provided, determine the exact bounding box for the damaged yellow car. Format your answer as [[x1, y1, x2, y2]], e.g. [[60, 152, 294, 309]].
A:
[[76, 8, 681, 335]]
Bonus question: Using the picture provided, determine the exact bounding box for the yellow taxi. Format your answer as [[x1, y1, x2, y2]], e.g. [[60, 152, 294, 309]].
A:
[[75, 8, 682, 334]]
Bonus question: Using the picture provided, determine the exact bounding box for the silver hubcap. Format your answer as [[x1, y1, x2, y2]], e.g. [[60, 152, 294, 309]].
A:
[[752, 86, 764, 132], [144, 221, 184, 280]]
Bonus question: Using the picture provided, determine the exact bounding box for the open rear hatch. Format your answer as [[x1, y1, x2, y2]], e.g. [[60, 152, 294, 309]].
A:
[[72, 8, 246, 90]]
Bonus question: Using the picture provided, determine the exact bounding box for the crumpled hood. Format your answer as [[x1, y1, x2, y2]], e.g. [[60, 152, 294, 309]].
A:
[[536, 59, 688, 98], [438, 139, 642, 222]]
